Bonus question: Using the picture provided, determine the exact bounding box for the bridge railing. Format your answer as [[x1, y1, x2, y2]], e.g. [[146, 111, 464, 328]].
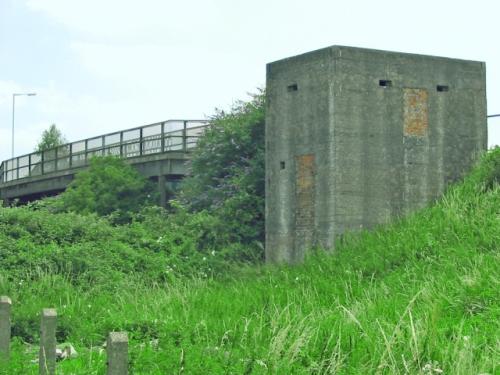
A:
[[0, 120, 208, 184]]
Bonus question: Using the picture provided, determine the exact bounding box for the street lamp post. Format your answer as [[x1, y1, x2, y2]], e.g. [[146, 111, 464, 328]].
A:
[[12, 92, 36, 158]]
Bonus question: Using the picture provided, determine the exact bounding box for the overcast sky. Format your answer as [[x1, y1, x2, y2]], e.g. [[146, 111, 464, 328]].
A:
[[1, 0, 499, 162]]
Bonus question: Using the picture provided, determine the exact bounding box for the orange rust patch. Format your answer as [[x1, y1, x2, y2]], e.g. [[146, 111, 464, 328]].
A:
[[404, 88, 429, 137], [295, 154, 315, 232], [296, 154, 315, 190]]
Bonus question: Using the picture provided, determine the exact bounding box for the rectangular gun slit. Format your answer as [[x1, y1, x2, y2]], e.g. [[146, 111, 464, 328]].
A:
[[379, 80, 392, 88]]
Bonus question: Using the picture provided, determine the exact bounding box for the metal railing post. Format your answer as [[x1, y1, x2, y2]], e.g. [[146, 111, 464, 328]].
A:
[[69, 143, 73, 168], [161, 122, 165, 152], [85, 140, 88, 164], [120, 132, 124, 158], [140, 128, 143, 156], [54, 147, 58, 172], [183, 121, 187, 152], [41, 152, 44, 175]]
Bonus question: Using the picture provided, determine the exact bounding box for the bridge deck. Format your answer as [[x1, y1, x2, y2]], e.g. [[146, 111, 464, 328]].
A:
[[0, 119, 208, 202]]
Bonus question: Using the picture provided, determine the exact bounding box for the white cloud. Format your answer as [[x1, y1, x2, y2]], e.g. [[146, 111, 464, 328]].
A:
[[25, 0, 222, 42], [13, 0, 500, 153]]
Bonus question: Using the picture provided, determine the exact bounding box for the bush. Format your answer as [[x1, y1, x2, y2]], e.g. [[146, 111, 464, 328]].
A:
[[0, 204, 233, 287], [58, 156, 156, 222], [180, 90, 265, 260]]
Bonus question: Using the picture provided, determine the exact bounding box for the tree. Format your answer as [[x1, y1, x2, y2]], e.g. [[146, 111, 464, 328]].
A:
[[59, 156, 156, 221], [180, 90, 265, 258], [36, 124, 67, 151]]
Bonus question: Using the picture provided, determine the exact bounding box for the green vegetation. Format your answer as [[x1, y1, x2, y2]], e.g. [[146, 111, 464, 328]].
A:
[[181, 90, 265, 260], [38, 91, 265, 258], [35, 124, 67, 152], [55, 156, 156, 223], [0, 143, 498, 373]]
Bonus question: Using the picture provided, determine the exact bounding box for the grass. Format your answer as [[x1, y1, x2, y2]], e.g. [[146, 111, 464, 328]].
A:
[[0, 149, 499, 374]]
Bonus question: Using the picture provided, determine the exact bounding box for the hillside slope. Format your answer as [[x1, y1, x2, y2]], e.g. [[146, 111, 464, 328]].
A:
[[0, 148, 498, 374]]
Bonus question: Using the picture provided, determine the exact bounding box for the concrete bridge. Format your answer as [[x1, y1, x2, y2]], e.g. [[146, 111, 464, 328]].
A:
[[0, 120, 208, 206]]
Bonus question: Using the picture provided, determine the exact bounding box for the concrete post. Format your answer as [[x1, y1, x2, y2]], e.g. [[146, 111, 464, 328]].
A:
[[107, 332, 128, 375], [39, 308, 57, 375], [0, 296, 11, 361]]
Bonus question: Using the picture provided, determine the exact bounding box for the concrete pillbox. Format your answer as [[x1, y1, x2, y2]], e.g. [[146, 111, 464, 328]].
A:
[[265, 45, 487, 263]]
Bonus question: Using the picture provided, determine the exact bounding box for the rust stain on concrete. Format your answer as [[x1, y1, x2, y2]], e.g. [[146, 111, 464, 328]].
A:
[[404, 88, 429, 137], [295, 154, 315, 232]]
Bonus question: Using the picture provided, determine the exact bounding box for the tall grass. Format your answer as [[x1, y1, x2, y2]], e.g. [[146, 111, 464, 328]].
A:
[[0, 149, 498, 374]]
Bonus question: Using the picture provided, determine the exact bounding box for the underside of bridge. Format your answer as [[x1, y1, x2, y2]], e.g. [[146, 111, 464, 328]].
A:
[[0, 152, 190, 206]]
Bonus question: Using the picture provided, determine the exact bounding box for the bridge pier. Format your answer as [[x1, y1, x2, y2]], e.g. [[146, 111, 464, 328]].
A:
[[158, 175, 167, 208]]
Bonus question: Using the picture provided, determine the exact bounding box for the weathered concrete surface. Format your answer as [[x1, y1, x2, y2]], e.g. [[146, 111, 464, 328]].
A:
[[39, 308, 57, 375], [0, 152, 190, 202], [266, 46, 487, 263], [107, 332, 128, 375], [0, 296, 11, 360]]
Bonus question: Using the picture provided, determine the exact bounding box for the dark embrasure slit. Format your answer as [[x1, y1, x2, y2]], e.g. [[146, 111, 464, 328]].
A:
[[379, 80, 392, 88]]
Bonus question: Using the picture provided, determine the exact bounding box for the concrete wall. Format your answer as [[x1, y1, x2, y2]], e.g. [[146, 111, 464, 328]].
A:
[[266, 48, 335, 263], [265, 46, 487, 263]]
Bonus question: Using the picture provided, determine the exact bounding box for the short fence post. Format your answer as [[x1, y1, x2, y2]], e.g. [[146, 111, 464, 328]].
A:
[[107, 332, 128, 375], [39, 308, 57, 375], [0, 296, 11, 361]]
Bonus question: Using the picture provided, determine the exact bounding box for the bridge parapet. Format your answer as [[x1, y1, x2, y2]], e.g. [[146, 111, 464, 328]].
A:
[[1, 120, 208, 184]]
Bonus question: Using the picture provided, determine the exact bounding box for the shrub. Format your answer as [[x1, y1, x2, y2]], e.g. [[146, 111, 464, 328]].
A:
[[180, 90, 265, 260], [58, 156, 156, 221]]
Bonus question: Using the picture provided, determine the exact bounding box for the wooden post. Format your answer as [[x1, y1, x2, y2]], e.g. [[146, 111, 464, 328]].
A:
[[107, 332, 128, 375], [39, 308, 57, 375], [0, 296, 11, 361]]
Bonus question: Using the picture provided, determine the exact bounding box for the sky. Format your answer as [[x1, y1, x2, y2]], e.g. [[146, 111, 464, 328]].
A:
[[0, 0, 499, 163]]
